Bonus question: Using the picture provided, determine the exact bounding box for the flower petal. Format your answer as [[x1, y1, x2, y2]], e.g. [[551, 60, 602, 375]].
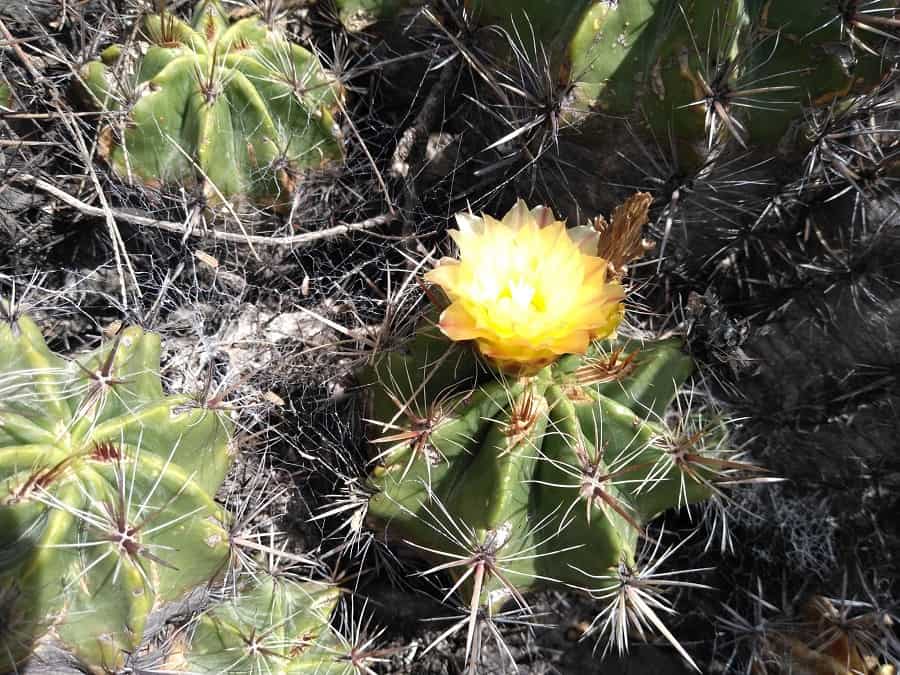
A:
[[455, 211, 484, 235], [438, 302, 486, 342], [568, 225, 601, 255], [503, 199, 533, 231], [424, 259, 462, 294], [530, 204, 557, 227]]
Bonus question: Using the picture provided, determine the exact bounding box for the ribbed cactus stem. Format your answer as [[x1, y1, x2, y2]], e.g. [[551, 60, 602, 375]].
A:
[[79, 0, 343, 208], [163, 574, 345, 674], [364, 325, 738, 613], [0, 310, 234, 673], [462, 0, 897, 156]]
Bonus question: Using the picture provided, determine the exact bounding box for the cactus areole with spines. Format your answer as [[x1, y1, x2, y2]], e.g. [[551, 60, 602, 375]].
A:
[[163, 574, 346, 674], [79, 0, 343, 209], [0, 310, 234, 673], [363, 200, 740, 620]]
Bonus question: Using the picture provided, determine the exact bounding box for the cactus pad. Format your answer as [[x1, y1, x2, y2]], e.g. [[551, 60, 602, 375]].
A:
[[80, 0, 343, 208], [0, 311, 234, 672]]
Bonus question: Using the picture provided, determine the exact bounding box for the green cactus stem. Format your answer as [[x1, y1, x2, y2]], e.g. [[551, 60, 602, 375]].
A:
[[363, 321, 749, 620], [465, 0, 898, 156], [163, 574, 345, 674], [0, 309, 234, 673], [79, 0, 343, 209], [741, 0, 899, 148]]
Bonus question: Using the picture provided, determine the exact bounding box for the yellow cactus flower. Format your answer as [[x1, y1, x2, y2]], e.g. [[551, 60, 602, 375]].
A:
[[425, 200, 625, 373]]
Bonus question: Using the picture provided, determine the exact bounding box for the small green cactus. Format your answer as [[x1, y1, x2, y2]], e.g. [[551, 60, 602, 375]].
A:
[[79, 0, 343, 208], [363, 321, 739, 621], [163, 574, 346, 674], [0, 309, 234, 673]]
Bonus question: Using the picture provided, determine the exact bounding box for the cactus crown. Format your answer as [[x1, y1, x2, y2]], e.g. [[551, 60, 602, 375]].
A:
[[80, 0, 343, 208], [164, 573, 346, 674], [0, 309, 234, 672]]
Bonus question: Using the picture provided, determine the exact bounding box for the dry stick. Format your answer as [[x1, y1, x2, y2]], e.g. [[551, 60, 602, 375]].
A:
[[0, 140, 60, 147], [0, 111, 106, 119], [0, 16, 136, 305], [62, 107, 141, 300], [162, 130, 261, 260], [0, 19, 42, 80], [18, 174, 396, 248], [390, 61, 458, 179]]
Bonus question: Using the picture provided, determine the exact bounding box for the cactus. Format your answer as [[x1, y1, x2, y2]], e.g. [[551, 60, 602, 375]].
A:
[[363, 317, 758, 658], [162, 574, 347, 674], [354, 194, 771, 667], [464, 0, 897, 154], [365, 323, 717, 593], [0, 309, 234, 673], [361, 315, 760, 666], [79, 0, 343, 209]]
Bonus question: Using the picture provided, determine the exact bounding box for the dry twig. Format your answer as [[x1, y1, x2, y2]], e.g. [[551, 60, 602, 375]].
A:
[[16, 174, 396, 248]]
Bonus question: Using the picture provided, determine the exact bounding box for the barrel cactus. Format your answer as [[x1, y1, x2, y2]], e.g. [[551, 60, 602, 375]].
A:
[[79, 0, 343, 209], [162, 574, 349, 674], [464, 0, 897, 156], [362, 198, 759, 666], [0, 308, 234, 673]]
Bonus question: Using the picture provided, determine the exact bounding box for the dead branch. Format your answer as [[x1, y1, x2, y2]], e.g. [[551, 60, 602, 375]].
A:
[[16, 173, 396, 248]]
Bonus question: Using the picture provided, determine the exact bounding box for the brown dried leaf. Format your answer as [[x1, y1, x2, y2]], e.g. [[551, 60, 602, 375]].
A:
[[595, 191, 655, 277], [97, 125, 115, 161]]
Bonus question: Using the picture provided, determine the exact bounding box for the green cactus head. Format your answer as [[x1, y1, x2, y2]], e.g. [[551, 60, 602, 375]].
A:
[[79, 0, 344, 209], [160, 570, 397, 674], [0, 307, 234, 672], [163, 574, 347, 674], [332, 0, 411, 31], [360, 199, 760, 666]]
